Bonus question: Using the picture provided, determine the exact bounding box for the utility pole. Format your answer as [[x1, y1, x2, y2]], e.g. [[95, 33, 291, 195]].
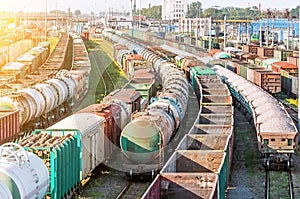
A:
[[223, 15, 226, 50], [55, 0, 58, 28], [45, 0, 47, 41], [209, 16, 212, 51], [14, 0, 16, 34], [266, 9, 269, 47], [286, 9, 290, 50], [259, 17, 262, 47], [272, 11, 275, 46], [139, 0, 141, 30]]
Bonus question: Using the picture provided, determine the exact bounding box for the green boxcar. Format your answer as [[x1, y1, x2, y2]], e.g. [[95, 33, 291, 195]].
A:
[[190, 66, 216, 90], [124, 82, 156, 105], [16, 129, 82, 199]]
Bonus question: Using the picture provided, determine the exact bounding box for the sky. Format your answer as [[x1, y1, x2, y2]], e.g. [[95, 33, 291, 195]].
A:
[[0, 0, 299, 14]]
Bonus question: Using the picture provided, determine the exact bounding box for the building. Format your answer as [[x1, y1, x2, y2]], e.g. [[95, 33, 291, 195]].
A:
[[162, 0, 188, 21], [179, 18, 210, 37]]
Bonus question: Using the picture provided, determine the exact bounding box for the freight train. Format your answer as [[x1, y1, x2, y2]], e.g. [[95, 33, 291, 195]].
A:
[[213, 65, 298, 169], [0, 32, 161, 198], [0, 31, 91, 144], [105, 29, 190, 177], [144, 33, 299, 170], [121, 31, 299, 171], [0, 28, 192, 198], [150, 34, 299, 168], [210, 45, 299, 98], [142, 65, 234, 199]]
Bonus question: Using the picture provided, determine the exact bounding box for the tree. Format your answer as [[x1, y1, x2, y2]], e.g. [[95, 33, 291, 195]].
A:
[[291, 6, 300, 19], [203, 8, 218, 18], [74, 10, 81, 17], [187, 1, 203, 18], [135, 5, 162, 20]]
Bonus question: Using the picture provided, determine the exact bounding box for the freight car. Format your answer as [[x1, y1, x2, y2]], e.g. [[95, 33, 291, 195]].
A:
[[3, 48, 159, 198], [10, 87, 141, 199], [142, 65, 234, 199], [0, 32, 90, 142], [211, 45, 299, 98], [159, 37, 298, 170], [103, 29, 189, 177], [0, 142, 49, 199], [213, 65, 298, 169]]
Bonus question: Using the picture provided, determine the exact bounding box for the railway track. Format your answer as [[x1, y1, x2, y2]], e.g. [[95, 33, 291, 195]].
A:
[[116, 181, 151, 199], [90, 49, 117, 97], [281, 100, 298, 130], [265, 169, 294, 199]]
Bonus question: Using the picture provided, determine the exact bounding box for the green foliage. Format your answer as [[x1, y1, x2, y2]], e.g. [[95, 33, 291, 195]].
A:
[[74, 10, 81, 16], [135, 5, 162, 20], [186, 1, 203, 18], [291, 6, 300, 19], [203, 6, 261, 20]]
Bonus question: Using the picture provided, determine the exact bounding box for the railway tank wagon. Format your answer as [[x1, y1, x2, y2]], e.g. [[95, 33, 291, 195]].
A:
[[213, 64, 298, 169], [103, 29, 189, 176], [0, 32, 91, 142], [0, 143, 49, 199]]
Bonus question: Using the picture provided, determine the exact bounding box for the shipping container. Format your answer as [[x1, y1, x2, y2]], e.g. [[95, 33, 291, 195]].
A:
[[16, 129, 82, 199], [0, 110, 20, 144], [287, 56, 299, 66], [242, 45, 259, 54], [247, 67, 281, 93], [273, 49, 293, 61], [257, 47, 274, 58], [272, 61, 298, 73], [262, 58, 279, 70], [254, 56, 267, 67]]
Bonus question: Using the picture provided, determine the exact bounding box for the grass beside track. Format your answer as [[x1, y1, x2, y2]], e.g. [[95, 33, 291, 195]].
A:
[[46, 36, 59, 53], [74, 39, 128, 112]]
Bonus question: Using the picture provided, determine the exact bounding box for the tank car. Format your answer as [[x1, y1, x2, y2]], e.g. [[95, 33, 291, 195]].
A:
[[0, 143, 49, 199], [103, 29, 189, 177]]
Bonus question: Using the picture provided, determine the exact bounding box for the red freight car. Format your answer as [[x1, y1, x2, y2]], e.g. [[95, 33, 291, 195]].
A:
[[76, 103, 122, 157], [0, 110, 20, 145]]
